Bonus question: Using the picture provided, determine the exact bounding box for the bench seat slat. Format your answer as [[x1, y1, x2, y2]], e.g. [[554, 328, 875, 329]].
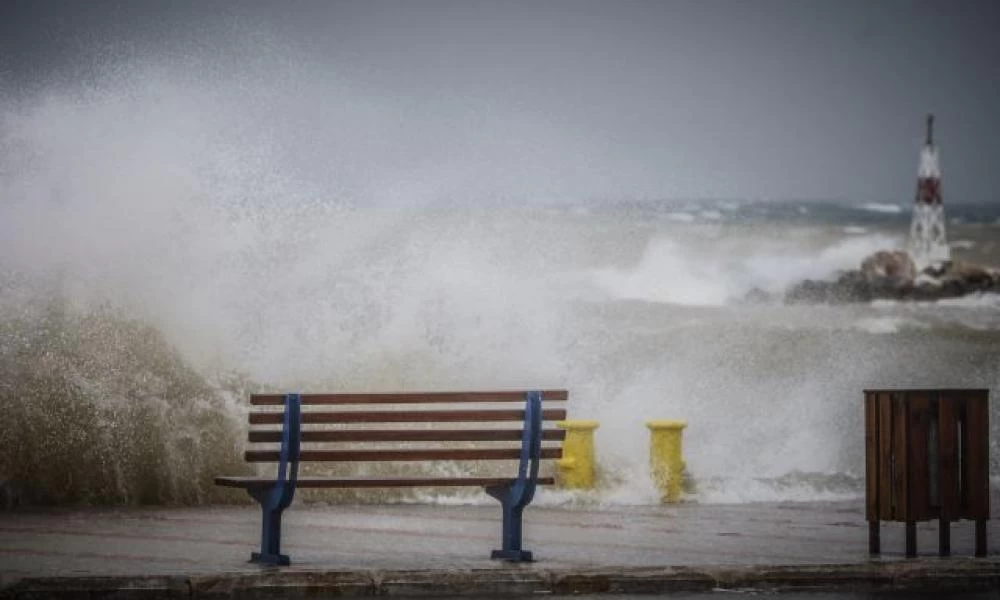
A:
[[251, 390, 568, 405], [248, 429, 568, 443], [245, 448, 563, 462], [215, 476, 557, 489], [249, 409, 567, 425]]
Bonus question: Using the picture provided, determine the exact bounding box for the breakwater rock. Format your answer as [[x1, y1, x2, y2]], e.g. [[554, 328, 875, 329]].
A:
[[782, 252, 1000, 304]]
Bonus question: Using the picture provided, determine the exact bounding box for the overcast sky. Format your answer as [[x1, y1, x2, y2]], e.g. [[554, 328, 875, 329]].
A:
[[2, 0, 999, 203]]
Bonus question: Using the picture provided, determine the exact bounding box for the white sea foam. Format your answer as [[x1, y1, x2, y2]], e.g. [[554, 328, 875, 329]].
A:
[[859, 203, 903, 214], [934, 293, 1000, 308], [870, 299, 900, 308], [853, 316, 929, 334], [665, 212, 696, 223], [855, 317, 902, 334], [843, 226, 867, 235], [592, 234, 903, 306], [591, 239, 730, 306], [873, 293, 1000, 310], [868, 293, 1000, 331]]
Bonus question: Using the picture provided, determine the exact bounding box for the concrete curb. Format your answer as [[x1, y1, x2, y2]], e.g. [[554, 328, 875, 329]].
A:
[[2, 560, 999, 598], [191, 571, 374, 599], [0, 575, 190, 599]]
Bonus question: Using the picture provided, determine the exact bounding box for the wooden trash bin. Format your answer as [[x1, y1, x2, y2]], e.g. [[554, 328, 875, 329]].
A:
[[864, 389, 990, 557]]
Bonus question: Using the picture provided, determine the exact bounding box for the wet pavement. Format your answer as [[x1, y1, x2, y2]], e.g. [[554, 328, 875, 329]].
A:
[[0, 500, 997, 597]]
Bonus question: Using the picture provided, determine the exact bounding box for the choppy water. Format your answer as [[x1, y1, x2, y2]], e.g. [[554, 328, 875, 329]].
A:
[[1, 58, 998, 507]]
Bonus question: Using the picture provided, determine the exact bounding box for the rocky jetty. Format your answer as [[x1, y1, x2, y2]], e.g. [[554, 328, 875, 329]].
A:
[[780, 251, 1000, 304]]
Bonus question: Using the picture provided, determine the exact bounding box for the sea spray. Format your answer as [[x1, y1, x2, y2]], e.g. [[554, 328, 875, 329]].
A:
[[592, 232, 904, 306], [2, 38, 999, 507], [0, 292, 251, 505]]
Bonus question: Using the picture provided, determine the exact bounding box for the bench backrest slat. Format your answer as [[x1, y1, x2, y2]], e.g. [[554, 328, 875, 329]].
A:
[[251, 390, 569, 405], [249, 409, 568, 425], [248, 429, 568, 443], [244, 390, 568, 484], [245, 448, 564, 463]]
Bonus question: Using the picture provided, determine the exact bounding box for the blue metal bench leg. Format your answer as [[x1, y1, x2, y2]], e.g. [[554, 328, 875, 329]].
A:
[[485, 391, 542, 563], [245, 392, 300, 566], [486, 485, 533, 562], [492, 500, 532, 562], [249, 492, 290, 566], [253, 507, 289, 566]]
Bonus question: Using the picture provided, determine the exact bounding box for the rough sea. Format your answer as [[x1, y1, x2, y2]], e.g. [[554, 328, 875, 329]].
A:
[[1, 66, 998, 508], [1, 189, 997, 507]]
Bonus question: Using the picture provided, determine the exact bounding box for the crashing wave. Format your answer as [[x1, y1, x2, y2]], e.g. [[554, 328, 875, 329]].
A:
[[0, 295, 251, 506]]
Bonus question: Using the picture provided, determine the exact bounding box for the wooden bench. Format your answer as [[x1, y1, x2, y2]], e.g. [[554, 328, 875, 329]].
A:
[[215, 389, 568, 565]]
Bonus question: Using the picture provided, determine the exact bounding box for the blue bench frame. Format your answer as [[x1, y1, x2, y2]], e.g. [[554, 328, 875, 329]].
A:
[[246, 390, 545, 565]]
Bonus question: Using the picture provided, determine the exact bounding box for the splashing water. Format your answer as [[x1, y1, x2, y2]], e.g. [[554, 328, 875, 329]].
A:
[[2, 41, 999, 507]]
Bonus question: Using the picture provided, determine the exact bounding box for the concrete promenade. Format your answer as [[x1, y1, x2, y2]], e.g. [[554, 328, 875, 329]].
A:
[[1, 499, 998, 597]]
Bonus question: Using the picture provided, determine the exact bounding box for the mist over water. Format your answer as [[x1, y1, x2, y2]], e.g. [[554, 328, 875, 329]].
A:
[[2, 38, 998, 507]]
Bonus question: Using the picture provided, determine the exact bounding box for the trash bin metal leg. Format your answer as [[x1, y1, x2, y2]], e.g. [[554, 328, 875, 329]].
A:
[[868, 521, 880, 554], [975, 519, 987, 557], [905, 521, 917, 557], [938, 516, 950, 556]]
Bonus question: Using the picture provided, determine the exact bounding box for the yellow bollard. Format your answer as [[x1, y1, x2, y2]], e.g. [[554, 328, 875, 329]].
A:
[[646, 419, 687, 503], [555, 420, 600, 489]]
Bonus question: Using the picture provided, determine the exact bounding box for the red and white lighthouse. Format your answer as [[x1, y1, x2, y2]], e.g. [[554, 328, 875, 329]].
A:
[[908, 114, 950, 266]]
